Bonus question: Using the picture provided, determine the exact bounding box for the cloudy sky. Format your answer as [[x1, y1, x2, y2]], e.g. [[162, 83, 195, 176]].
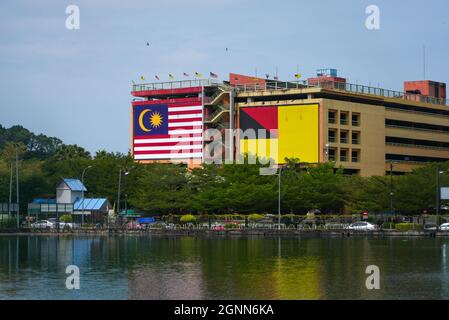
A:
[[1, 0, 448, 154]]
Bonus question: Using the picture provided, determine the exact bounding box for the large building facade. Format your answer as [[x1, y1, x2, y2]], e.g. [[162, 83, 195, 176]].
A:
[[131, 70, 449, 176]]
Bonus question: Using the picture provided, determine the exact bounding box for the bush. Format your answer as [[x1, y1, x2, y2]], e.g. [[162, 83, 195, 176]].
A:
[[248, 214, 264, 222], [0, 217, 16, 229], [382, 222, 396, 230], [224, 223, 239, 229], [60, 215, 73, 223], [395, 222, 422, 231], [180, 214, 197, 224]]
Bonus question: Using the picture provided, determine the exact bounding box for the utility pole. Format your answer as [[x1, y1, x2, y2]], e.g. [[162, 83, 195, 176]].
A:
[[117, 168, 122, 215], [390, 162, 394, 216], [124, 194, 128, 216], [81, 165, 92, 227], [15, 145, 19, 229], [278, 166, 282, 231], [117, 168, 131, 215], [8, 163, 12, 218], [436, 166, 440, 220]]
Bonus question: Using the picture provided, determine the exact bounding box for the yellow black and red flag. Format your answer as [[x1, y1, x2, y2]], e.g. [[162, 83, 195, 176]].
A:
[[239, 105, 319, 164]]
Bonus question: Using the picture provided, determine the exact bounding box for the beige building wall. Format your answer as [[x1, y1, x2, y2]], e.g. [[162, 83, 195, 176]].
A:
[[320, 99, 386, 176], [235, 87, 449, 177]]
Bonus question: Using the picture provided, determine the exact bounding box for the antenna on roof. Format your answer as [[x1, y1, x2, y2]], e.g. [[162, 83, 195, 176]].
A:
[[423, 45, 426, 80]]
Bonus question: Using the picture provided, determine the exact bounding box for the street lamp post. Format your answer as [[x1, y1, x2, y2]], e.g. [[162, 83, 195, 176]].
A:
[[117, 169, 130, 216], [278, 166, 282, 231], [324, 143, 330, 162], [81, 165, 92, 227], [117, 168, 122, 215], [124, 194, 128, 216], [436, 167, 449, 226], [437, 166, 440, 221], [15, 145, 19, 229], [8, 163, 12, 218], [389, 162, 394, 217], [260, 165, 284, 231]]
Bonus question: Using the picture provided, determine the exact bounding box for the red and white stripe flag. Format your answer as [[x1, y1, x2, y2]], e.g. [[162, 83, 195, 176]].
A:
[[133, 101, 203, 160]]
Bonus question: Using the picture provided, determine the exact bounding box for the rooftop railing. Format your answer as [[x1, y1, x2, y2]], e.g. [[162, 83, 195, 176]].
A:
[[234, 80, 449, 107], [131, 78, 449, 107], [132, 79, 221, 92]]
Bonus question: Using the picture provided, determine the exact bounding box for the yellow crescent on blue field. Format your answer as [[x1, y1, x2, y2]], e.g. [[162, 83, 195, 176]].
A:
[[138, 109, 152, 132]]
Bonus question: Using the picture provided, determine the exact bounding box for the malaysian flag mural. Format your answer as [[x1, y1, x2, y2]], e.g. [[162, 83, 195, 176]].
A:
[[132, 99, 203, 160]]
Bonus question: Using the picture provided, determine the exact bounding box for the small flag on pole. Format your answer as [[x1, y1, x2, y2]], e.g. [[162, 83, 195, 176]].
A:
[[140, 75, 145, 81], [169, 74, 174, 80], [155, 75, 160, 80], [210, 72, 218, 78], [195, 72, 202, 78], [294, 73, 302, 79], [183, 72, 189, 77], [265, 74, 270, 79]]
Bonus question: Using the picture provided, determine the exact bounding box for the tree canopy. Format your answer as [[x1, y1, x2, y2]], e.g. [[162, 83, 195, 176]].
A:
[[0, 124, 447, 216]]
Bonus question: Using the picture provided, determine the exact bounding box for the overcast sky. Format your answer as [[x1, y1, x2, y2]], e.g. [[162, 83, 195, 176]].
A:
[[1, 0, 448, 154]]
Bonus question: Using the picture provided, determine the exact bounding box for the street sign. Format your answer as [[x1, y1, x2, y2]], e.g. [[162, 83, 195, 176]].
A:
[[441, 187, 449, 200]]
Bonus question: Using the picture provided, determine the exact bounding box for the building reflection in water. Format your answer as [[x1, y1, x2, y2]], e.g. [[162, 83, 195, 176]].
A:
[[1, 236, 449, 299], [129, 261, 205, 299]]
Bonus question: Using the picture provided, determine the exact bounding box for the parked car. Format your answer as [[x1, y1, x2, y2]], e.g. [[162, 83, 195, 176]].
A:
[[440, 223, 449, 231], [164, 223, 176, 230], [345, 222, 377, 231], [125, 221, 143, 230], [424, 223, 438, 231], [59, 222, 76, 230], [31, 220, 56, 229], [324, 223, 349, 230]]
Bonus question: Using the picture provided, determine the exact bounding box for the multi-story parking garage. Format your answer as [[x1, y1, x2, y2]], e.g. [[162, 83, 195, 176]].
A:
[[131, 70, 448, 176]]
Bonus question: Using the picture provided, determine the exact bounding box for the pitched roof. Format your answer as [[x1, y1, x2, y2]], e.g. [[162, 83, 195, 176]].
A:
[[62, 178, 87, 192], [73, 198, 108, 211]]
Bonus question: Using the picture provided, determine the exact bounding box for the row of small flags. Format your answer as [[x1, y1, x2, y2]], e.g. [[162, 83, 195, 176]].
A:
[[138, 72, 302, 82], [139, 72, 218, 81], [264, 74, 301, 79]]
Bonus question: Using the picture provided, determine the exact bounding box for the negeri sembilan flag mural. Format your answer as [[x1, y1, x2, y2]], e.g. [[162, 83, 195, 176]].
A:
[[239, 104, 319, 164], [133, 100, 203, 160]]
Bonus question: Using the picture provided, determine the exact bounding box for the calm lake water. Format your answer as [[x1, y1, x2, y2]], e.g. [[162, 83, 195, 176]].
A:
[[0, 235, 449, 300]]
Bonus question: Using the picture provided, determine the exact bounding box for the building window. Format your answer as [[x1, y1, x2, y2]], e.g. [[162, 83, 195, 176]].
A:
[[340, 112, 348, 125], [340, 131, 348, 144], [328, 129, 337, 143], [328, 110, 337, 124], [328, 148, 336, 161], [352, 131, 360, 145], [352, 149, 360, 162], [340, 149, 348, 162], [352, 113, 360, 126]]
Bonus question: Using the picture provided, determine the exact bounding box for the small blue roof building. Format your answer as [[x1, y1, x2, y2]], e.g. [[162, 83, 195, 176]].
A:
[[56, 178, 111, 215], [56, 178, 86, 204]]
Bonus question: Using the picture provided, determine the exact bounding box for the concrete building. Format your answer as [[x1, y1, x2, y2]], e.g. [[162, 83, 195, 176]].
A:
[[130, 70, 449, 177]]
